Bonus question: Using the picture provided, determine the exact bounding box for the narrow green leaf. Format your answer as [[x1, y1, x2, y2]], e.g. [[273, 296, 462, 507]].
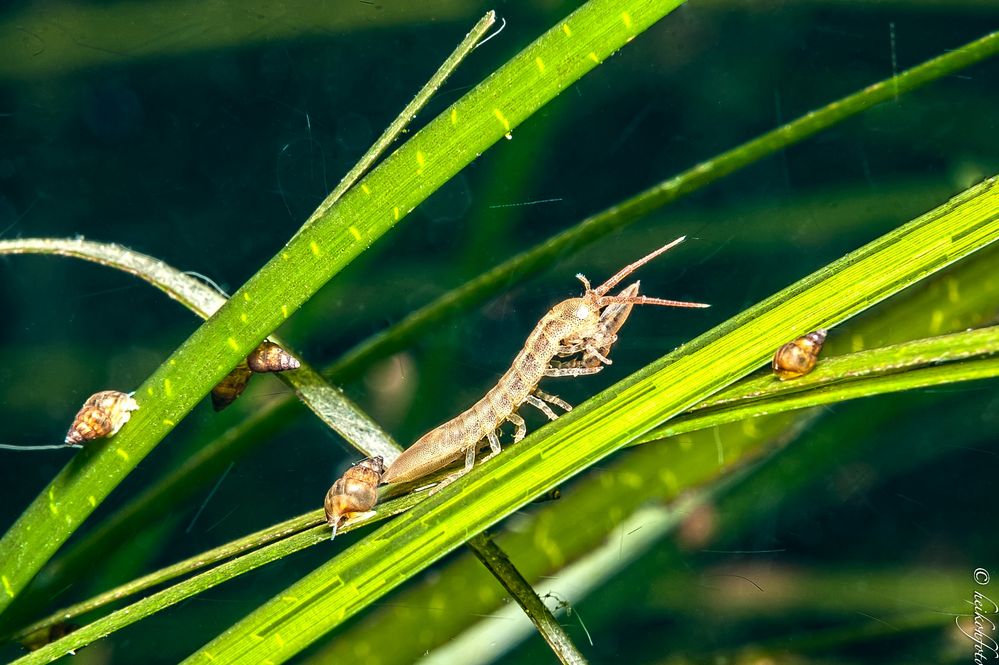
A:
[[0, 0, 688, 616], [185, 179, 999, 664]]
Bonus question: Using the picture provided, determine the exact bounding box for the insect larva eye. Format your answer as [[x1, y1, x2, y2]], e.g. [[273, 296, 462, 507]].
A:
[[772, 329, 828, 380], [246, 341, 301, 373], [210, 363, 253, 411], [324, 456, 385, 539], [65, 390, 139, 446]]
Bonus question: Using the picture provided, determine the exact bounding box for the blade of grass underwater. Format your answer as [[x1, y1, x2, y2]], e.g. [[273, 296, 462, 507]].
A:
[[328, 28, 999, 384], [17, 308, 998, 655], [0, 0, 689, 616], [183, 179, 999, 663], [0, 237, 402, 461], [7, 491, 429, 659], [638, 326, 999, 440], [317, 242, 999, 664], [28, 29, 997, 620]]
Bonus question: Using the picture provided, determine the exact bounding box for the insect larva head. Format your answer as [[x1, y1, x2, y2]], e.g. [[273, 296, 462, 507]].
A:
[[65, 390, 139, 446], [211, 363, 253, 411], [772, 329, 828, 380], [246, 341, 301, 373]]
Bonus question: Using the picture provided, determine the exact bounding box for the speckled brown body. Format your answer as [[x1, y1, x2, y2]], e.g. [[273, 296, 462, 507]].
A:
[[382, 238, 709, 489], [382, 296, 600, 485], [772, 329, 828, 379], [65, 390, 139, 446], [325, 457, 385, 538]]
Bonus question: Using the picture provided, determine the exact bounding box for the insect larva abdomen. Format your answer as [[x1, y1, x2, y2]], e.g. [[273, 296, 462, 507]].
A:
[[65, 390, 139, 446], [772, 329, 828, 379]]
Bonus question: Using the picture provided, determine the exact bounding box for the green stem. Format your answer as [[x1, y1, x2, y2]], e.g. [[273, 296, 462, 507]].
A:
[[0, 0, 688, 617], [468, 534, 589, 665], [181, 178, 999, 664]]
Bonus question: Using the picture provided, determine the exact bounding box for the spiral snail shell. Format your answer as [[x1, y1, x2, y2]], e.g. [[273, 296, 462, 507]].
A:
[[772, 329, 828, 380], [65, 390, 139, 446], [246, 341, 300, 373], [210, 362, 253, 411], [324, 456, 385, 541]]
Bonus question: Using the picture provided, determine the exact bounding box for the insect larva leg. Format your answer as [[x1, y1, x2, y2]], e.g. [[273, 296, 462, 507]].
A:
[[524, 394, 558, 420], [479, 430, 503, 464], [429, 445, 478, 495], [582, 345, 613, 365], [506, 412, 526, 443], [543, 365, 602, 377], [557, 341, 587, 356], [534, 388, 572, 413]]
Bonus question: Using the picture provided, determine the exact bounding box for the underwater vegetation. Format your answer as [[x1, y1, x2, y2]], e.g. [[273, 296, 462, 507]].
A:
[[0, 1, 997, 663]]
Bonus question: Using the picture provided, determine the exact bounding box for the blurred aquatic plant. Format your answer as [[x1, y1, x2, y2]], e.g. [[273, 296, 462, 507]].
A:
[[0, 2, 997, 664]]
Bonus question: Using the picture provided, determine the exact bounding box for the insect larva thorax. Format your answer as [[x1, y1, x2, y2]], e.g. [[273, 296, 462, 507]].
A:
[[381, 297, 601, 485]]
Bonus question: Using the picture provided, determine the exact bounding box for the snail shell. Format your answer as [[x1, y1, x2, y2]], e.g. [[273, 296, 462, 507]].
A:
[[21, 622, 79, 652], [324, 456, 385, 539], [210, 362, 253, 411], [772, 329, 828, 380], [65, 390, 139, 446], [246, 341, 300, 373]]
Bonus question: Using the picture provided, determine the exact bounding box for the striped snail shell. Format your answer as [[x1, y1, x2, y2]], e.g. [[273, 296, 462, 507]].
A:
[[210, 362, 253, 411], [246, 341, 300, 373], [772, 329, 828, 380], [65, 390, 139, 446], [324, 456, 385, 540]]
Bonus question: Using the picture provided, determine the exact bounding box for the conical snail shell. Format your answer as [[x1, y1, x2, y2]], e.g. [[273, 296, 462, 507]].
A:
[[210, 362, 253, 411], [65, 390, 139, 446], [324, 456, 386, 528], [246, 341, 300, 373], [772, 329, 828, 380]]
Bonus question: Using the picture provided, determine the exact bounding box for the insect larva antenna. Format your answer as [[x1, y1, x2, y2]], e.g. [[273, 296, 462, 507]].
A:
[[575, 273, 592, 291], [594, 236, 687, 296], [598, 294, 710, 309]]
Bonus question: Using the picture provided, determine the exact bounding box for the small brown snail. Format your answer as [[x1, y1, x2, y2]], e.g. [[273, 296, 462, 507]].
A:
[[772, 329, 828, 380], [324, 456, 385, 541], [210, 362, 253, 411], [20, 622, 79, 653], [65, 390, 139, 446], [210, 342, 300, 411], [246, 341, 301, 373]]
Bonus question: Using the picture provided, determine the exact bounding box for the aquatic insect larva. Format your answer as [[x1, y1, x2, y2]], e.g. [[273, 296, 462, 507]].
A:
[[65, 390, 139, 446], [772, 329, 828, 380], [382, 237, 710, 491], [324, 456, 385, 541], [246, 341, 301, 373]]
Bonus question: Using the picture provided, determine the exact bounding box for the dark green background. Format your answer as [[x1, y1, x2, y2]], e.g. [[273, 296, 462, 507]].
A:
[[1, 1, 996, 663]]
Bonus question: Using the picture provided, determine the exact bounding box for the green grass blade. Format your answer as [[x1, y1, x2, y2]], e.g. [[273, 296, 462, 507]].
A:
[[642, 326, 999, 440], [8, 491, 428, 660], [184, 178, 999, 664], [30, 30, 995, 615], [0, 0, 689, 616], [0, 237, 401, 460], [328, 28, 999, 383]]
